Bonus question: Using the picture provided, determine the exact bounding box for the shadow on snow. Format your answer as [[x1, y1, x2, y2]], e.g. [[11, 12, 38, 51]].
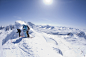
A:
[[2, 29, 33, 45], [2, 30, 19, 45]]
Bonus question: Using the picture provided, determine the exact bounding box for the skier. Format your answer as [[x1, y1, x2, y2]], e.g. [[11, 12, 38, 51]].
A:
[[23, 25, 30, 37], [16, 29, 21, 37]]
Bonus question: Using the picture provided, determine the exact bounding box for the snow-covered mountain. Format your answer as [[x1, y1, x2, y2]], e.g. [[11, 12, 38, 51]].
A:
[[0, 20, 86, 57], [0, 25, 14, 31]]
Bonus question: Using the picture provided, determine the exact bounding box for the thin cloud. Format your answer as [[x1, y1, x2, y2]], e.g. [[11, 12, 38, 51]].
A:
[[43, 18, 52, 22], [14, 16, 22, 19]]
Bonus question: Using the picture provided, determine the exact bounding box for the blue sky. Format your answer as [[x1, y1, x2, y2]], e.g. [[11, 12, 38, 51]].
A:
[[0, 0, 86, 29]]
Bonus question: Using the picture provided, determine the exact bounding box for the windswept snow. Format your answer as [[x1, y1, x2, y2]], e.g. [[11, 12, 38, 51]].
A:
[[15, 20, 27, 25], [0, 20, 86, 57]]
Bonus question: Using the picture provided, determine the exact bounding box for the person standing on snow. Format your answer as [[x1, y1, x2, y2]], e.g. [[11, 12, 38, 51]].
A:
[[16, 29, 21, 37], [26, 25, 30, 37], [23, 25, 30, 37], [16, 25, 22, 37]]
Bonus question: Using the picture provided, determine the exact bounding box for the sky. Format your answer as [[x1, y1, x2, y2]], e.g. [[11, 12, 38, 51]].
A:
[[0, 0, 86, 29]]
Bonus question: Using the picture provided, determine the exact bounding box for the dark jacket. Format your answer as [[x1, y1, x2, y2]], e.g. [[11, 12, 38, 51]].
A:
[[17, 29, 21, 33]]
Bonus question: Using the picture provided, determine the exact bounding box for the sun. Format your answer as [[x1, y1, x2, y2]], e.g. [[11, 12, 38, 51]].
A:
[[43, 0, 53, 5]]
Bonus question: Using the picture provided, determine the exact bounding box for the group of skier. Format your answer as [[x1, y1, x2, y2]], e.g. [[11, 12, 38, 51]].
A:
[[16, 25, 30, 38]]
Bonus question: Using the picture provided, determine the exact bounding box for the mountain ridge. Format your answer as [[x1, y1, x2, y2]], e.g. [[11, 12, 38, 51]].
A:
[[0, 20, 86, 57]]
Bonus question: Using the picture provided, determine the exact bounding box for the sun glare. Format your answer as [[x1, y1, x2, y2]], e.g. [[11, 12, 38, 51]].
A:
[[43, 0, 53, 5]]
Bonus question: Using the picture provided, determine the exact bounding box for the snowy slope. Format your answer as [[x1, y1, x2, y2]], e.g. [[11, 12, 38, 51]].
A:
[[0, 20, 86, 57]]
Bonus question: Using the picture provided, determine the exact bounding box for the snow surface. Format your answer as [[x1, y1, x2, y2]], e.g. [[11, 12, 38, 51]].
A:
[[0, 20, 86, 57]]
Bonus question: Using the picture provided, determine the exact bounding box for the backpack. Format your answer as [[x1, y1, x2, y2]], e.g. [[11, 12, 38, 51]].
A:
[[23, 25, 30, 30], [17, 29, 21, 33], [27, 26, 30, 30]]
